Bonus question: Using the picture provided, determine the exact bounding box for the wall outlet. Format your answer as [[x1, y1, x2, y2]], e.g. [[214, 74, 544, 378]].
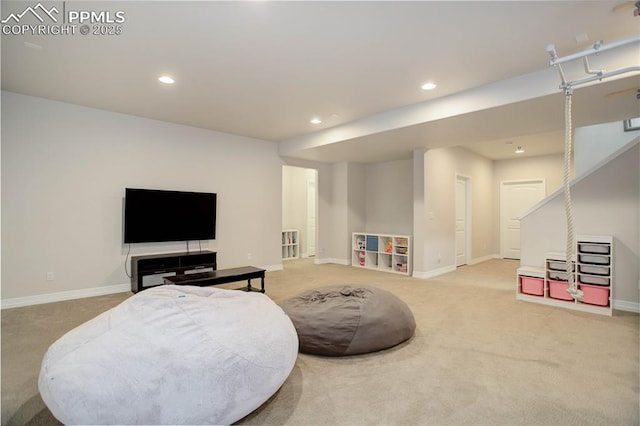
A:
[[46, 272, 55, 281], [247, 253, 252, 260]]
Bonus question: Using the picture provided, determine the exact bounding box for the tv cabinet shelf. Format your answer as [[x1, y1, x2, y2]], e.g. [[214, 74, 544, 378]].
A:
[[130, 251, 217, 293]]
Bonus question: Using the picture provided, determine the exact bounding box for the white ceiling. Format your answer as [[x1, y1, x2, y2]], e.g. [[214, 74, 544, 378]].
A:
[[2, 1, 639, 163]]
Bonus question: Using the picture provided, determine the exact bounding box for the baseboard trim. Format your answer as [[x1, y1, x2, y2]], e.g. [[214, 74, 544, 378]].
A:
[[469, 254, 500, 265], [315, 257, 350, 265], [2, 263, 286, 310], [412, 265, 457, 279], [1, 284, 131, 310], [612, 299, 640, 313], [264, 264, 283, 272]]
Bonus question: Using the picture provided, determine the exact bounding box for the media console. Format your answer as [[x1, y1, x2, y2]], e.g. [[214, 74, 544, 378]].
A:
[[130, 251, 217, 293]]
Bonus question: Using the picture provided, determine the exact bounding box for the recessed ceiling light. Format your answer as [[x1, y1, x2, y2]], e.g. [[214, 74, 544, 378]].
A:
[[421, 82, 437, 90], [515, 146, 525, 154], [158, 76, 175, 84], [310, 118, 322, 124]]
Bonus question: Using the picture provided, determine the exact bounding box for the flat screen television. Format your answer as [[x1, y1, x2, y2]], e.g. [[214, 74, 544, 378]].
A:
[[124, 188, 216, 243]]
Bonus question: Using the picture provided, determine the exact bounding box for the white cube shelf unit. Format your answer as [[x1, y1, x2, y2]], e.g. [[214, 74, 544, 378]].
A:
[[516, 235, 613, 316], [282, 229, 299, 260], [352, 232, 411, 276]]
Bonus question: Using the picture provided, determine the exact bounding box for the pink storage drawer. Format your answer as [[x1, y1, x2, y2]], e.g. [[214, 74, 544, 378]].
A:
[[520, 276, 543, 296], [548, 279, 573, 301], [579, 284, 610, 306]]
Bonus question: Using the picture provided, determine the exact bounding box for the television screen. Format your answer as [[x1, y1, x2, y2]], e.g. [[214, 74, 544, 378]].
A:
[[124, 188, 216, 243]]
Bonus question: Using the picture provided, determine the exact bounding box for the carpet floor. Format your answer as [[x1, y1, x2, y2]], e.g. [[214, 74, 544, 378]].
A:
[[2, 258, 638, 425]]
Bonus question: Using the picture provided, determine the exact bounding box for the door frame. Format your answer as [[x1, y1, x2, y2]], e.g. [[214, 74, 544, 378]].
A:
[[499, 178, 545, 259], [454, 174, 472, 267]]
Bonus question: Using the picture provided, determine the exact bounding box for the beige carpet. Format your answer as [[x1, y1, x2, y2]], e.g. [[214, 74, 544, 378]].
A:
[[2, 259, 638, 425]]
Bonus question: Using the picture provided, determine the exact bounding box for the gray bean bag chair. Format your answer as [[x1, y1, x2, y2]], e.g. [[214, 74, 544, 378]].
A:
[[38, 285, 298, 425], [281, 285, 415, 356]]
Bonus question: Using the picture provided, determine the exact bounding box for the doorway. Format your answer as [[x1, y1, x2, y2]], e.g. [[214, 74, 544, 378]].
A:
[[455, 175, 471, 267], [500, 179, 545, 259], [282, 166, 318, 262]]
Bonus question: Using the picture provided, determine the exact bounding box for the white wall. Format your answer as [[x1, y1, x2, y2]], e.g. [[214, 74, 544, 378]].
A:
[[575, 121, 640, 177], [365, 159, 413, 235], [492, 153, 564, 254], [327, 161, 366, 264], [520, 143, 639, 305], [328, 159, 413, 265], [1, 91, 283, 301], [330, 162, 349, 262], [493, 154, 564, 198], [412, 150, 426, 274], [347, 162, 366, 256], [420, 146, 494, 276]]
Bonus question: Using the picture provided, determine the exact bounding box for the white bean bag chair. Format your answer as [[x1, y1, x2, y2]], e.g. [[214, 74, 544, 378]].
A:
[[38, 285, 298, 425]]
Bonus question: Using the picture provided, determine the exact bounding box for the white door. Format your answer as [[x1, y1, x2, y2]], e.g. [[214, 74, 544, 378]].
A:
[[306, 176, 316, 257], [455, 177, 469, 266], [500, 180, 545, 259]]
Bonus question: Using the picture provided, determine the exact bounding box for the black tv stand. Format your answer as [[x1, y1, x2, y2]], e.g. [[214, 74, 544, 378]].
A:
[[130, 251, 217, 293]]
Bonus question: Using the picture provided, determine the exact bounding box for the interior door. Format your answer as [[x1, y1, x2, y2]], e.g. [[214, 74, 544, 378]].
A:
[[455, 177, 468, 266], [500, 180, 545, 259]]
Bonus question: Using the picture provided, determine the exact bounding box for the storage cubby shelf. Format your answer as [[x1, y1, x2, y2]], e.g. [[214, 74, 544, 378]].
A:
[[352, 232, 411, 276], [282, 229, 299, 260], [516, 235, 613, 316]]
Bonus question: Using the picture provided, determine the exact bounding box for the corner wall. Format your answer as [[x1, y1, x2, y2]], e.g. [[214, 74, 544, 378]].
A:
[[328, 159, 413, 266], [574, 121, 640, 177], [1, 91, 283, 304], [520, 143, 639, 307], [327, 162, 366, 264], [365, 159, 413, 235], [417, 146, 494, 277]]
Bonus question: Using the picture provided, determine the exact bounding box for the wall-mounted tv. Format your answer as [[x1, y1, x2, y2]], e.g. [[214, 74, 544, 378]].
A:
[[124, 188, 217, 244]]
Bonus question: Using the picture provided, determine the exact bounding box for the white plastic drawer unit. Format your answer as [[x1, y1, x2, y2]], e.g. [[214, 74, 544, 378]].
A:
[[578, 254, 610, 265], [578, 243, 611, 255], [547, 260, 575, 271], [548, 270, 571, 281], [578, 275, 610, 286], [578, 264, 610, 276]]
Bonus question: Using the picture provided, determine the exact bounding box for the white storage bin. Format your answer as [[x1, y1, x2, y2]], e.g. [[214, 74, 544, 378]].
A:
[[547, 260, 568, 271], [578, 264, 610, 276], [578, 243, 610, 255], [548, 271, 571, 281], [578, 275, 610, 286], [578, 254, 610, 265]]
